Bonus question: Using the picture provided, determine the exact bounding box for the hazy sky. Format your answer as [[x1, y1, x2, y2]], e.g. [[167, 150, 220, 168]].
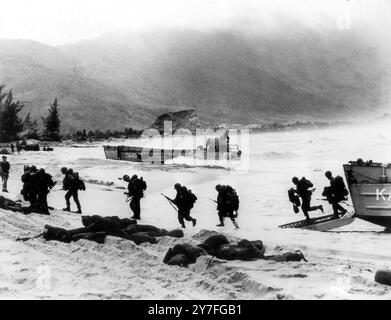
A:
[[0, 0, 390, 46]]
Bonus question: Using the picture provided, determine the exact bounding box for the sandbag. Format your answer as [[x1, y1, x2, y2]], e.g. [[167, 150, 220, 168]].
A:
[[24, 144, 40, 151], [237, 239, 252, 248], [141, 228, 168, 237], [72, 232, 107, 244], [165, 253, 190, 267], [124, 224, 162, 237], [82, 215, 122, 232], [43, 225, 72, 243], [237, 239, 265, 259], [172, 244, 207, 263], [118, 218, 137, 228], [163, 248, 175, 264], [215, 244, 261, 261], [203, 235, 229, 251], [125, 225, 182, 238], [165, 229, 184, 238], [250, 240, 265, 254], [215, 244, 241, 260], [107, 228, 133, 240], [67, 227, 90, 236], [375, 270, 391, 286], [156, 228, 168, 237], [132, 224, 160, 234], [0, 196, 23, 212], [197, 242, 212, 254], [163, 244, 207, 267], [127, 233, 157, 245], [266, 250, 307, 262], [124, 225, 138, 235]]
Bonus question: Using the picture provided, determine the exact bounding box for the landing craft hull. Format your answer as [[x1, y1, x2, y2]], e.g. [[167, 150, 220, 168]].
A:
[[103, 145, 241, 164], [279, 212, 355, 232], [344, 162, 391, 228]]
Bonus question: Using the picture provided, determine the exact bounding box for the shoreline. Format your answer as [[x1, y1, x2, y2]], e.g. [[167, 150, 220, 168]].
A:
[[1, 125, 391, 299]]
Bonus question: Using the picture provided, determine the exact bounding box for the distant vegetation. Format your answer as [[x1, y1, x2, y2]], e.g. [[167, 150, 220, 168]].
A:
[[62, 128, 143, 142], [42, 98, 61, 141], [249, 121, 349, 133], [0, 84, 143, 143], [0, 85, 25, 142], [0, 85, 63, 142]]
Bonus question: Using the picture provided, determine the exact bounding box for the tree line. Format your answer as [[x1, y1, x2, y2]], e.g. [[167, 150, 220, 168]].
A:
[[62, 128, 143, 142], [0, 85, 61, 143], [0, 84, 142, 143]]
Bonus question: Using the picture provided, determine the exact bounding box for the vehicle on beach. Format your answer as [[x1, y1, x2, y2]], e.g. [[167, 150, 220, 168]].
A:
[[281, 160, 391, 232], [344, 160, 391, 228], [103, 138, 242, 164]]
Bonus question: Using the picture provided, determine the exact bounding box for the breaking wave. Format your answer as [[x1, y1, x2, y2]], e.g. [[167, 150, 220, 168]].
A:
[[260, 151, 299, 159]]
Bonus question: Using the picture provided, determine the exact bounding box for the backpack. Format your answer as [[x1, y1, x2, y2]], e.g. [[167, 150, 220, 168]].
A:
[[333, 176, 348, 197], [179, 187, 197, 209], [300, 177, 313, 190], [186, 189, 197, 209], [225, 186, 239, 211], [132, 178, 146, 197], [72, 172, 86, 191], [139, 178, 147, 191]]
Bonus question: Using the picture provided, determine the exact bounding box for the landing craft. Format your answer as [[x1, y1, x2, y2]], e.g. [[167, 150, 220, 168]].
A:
[[103, 137, 242, 164], [280, 160, 391, 232], [279, 212, 355, 232], [343, 160, 391, 228]]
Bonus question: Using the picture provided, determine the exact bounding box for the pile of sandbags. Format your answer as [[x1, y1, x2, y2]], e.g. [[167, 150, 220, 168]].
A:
[[163, 244, 208, 267], [0, 196, 51, 215], [41, 215, 184, 245], [375, 270, 391, 286], [163, 234, 307, 267], [23, 144, 40, 151], [198, 235, 265, 261]]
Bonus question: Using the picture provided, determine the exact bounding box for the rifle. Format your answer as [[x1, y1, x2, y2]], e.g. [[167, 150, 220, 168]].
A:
[[124, 192, 133, 203], [209, 198, 239, 217], [161, 193, 178, 212], [16, 232, 44, 242], [316, 198, 353, 207]]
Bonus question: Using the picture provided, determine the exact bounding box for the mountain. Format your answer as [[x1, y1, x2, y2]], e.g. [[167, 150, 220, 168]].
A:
[[151, 109, 200, 134], [0, 39, 156, 132], [0, 27, 390, 132]]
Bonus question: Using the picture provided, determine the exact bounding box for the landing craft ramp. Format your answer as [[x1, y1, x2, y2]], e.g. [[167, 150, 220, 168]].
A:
[[279, 212, 355, 232]]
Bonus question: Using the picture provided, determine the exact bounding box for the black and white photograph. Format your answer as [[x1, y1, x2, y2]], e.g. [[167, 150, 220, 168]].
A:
[[0, 0, 391, 303]]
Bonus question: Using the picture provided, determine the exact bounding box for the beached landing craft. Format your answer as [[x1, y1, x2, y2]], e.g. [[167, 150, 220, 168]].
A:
[[103, 138, 242, 164], [344, 160, 391, 228], [280, 160, 391, 232], [279, 212, 355, 232]]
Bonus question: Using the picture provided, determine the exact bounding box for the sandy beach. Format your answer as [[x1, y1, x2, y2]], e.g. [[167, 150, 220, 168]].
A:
[[1, 123, 391, 299]]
